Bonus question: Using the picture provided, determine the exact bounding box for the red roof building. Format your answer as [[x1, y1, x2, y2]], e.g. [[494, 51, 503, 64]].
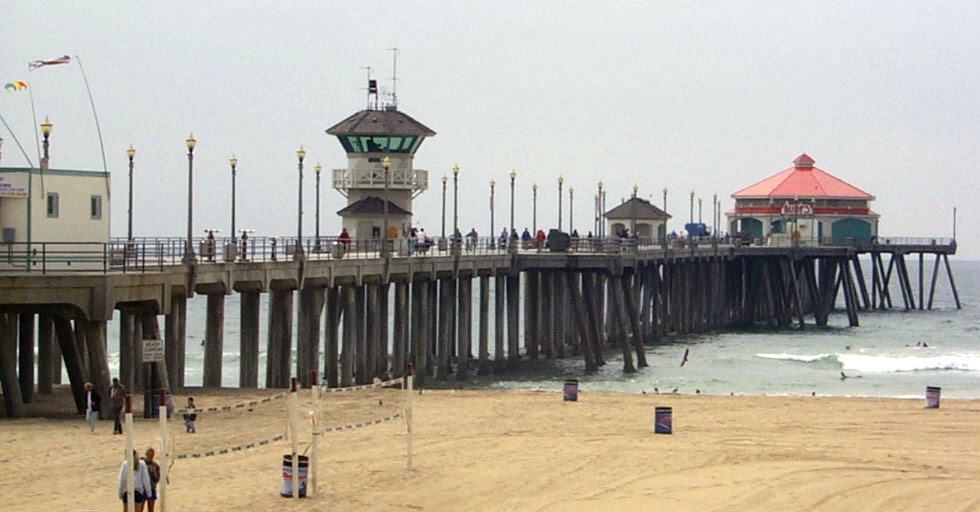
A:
[[727, 154, 879, 244]]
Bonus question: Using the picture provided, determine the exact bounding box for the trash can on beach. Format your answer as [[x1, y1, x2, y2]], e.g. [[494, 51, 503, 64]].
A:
[[925, 386, 941, 409], [563, 379, 579, 401], [280, 454, 308, 498], [654, 407, 672, 434]]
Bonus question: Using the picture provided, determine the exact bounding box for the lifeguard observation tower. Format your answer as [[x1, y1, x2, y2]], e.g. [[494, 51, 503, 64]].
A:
[[325, 73, 435, 241]]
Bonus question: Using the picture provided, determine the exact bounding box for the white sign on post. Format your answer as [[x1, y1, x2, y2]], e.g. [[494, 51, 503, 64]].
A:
[[142, 338, 164, 363]]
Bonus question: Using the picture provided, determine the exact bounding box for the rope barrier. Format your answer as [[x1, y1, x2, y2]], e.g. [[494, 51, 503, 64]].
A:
[[174, 392, 288, 414], [318, 376, 403, 394], [318, 412, 403, 433], [172, 432, 286, 460]]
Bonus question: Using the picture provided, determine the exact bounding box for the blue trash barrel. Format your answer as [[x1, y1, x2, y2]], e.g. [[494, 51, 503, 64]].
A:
[[563, 379, 579, 401], [654, 407, 672, 434], [925, 386, 941, 409]]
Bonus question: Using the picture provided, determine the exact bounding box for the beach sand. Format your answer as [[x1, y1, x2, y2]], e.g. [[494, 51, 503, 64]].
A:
[[2, 385, 978, 511]]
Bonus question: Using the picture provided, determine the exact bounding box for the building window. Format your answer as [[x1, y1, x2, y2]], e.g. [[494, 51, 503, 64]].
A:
[[90, 195, 103, 219], [46, 192, 59, 218]]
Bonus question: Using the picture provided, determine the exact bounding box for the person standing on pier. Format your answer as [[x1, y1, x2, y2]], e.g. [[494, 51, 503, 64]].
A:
[[109, 378, 125, 435], [339, 228, 351, 248]]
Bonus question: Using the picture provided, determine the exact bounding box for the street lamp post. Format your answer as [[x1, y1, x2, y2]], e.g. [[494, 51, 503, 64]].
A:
[[230, 155, 238, 244], [698, 197, 703, 224], [490, 180, 495, 244], [631, 184, 638, 238], [601, 189, 607, 237], [382, 156, 391, 257], [41, 117, 52, 165], [441, 175, 448, 239], [509, 169, 516, 249], [185, 134, 196, 263], [662, 187, 668, 241], [126, 144, 135, 241], [597, 181, 603, 237], [314, 162, 322, 251], [295, 145, 306, 260], [569, 187, 574, 234], [689, 190, 695, 226], [532, 183, 538, 234], [713, 193, 718, 237], [452, 164, 460, 254], [557, 176, 564, 231]]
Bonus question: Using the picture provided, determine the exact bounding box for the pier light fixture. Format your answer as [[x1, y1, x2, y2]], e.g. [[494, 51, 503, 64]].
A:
[[382, 156, 392, 257], [532, 183, 538, 234], [569, 187, 574, 234], [441, 175, 448, 239], [314, 161, 322, 251], [689, 190, 695, 225], [509, 169, 516, 249], [184, 133, 196, 263], [713, 193, 718, 237], [663, 187, 669, 244], [295, 145, 306, 260], [452, 164, 460, 254], [597, 181, 604, 236], [230, 155, 238, 244], [41, 116, 53, 165], [631, 184, 638, 238], [127, 144, 136, 241], [490, 179, 496, 244], [557, 175, 564, 231]]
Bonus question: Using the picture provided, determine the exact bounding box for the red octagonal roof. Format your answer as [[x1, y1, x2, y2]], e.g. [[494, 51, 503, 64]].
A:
[[732, 154, 874, 200]]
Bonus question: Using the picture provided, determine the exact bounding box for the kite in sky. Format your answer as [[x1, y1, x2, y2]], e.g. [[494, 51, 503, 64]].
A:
[[4, 81, 28, 92], [28, 55, 71, 71]]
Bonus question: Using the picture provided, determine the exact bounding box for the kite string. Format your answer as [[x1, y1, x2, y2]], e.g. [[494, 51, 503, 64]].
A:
[[74, 54, 110, 198]]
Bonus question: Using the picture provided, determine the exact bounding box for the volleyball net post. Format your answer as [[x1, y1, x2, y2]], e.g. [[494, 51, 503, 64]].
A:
[[158, 389, 169, 512], [406, 363, 414, 471], [290, 377, 300, 499], [124, 395, 135, 512], [310, 371, 320, 497]]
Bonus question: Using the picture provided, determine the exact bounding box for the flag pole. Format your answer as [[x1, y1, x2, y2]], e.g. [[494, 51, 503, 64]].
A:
[[74, 55, 110, 198]]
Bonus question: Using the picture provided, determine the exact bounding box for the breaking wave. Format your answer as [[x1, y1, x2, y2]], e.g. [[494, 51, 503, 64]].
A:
[[757, 352, 980, 373]]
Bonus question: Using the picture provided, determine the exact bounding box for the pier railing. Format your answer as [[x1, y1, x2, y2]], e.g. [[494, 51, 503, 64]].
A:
[[0, 234, 957, 274]]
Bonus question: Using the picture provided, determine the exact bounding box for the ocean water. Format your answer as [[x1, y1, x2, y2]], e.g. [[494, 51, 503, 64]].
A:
[[104, 259, 980, 398]]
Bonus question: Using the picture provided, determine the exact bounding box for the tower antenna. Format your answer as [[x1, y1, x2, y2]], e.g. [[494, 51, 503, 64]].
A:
[[363, 66, 377, 110], [387, 47, 399, 109]]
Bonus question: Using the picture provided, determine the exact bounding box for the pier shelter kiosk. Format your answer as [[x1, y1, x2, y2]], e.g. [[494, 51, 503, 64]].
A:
[[603, 196, 670, 239], [727, 154, 878, 245], [326, 105, 435, 241], [0, 165, 110, 270]]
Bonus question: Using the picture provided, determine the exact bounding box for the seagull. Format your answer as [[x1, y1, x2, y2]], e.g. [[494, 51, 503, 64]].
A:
[[671, 388, 678, 394], [695, 389, 701, 394], [840, 371, 848, 380], [653, 387, 659, 394], [680, 348, 690, 367], [641, 390, 646, 395]]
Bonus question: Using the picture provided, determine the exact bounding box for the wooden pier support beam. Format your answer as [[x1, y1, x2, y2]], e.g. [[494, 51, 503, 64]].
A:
[[164, 293, 186, 391], [457, 277, 472, 381], [506, 274, 520, 368], [477, 276, 490, 376], [203, 294, 225, 387], [394, 281, 409, 376], [341, 285, 356, 387], [239, 291, 261, 388], [324, 287, 340, 388], [18, 314, 34, 404], [267, 288, 293, 389], [297, 286, 324, 388], [436, 278, 453, 381], [1, 314, 26, 418], [493, 275, 506, 375], [37, 314, 54, 394]]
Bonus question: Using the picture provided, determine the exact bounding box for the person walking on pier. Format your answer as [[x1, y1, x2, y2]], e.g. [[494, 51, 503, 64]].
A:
[[110, 378, 125, 435], [84, 382, 101, 434], [466, 228, 478, 251]]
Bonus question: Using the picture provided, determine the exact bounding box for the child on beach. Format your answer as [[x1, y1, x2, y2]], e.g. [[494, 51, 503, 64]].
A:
[[142, 448, 160, 512], [183, 397, 197, 433]]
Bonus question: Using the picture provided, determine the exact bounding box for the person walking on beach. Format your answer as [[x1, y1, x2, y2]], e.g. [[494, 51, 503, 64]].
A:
[[183, 397, 197, 433], [110, 378, 126, 435], [142, 448, 160, 512], [117, 449, 152, 512], [84, 382, 101, 434]]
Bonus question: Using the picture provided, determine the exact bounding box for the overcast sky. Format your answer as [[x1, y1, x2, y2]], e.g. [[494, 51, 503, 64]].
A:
[[3, 1, 978, 258]]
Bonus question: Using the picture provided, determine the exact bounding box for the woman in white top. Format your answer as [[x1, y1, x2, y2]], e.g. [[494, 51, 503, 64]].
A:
[[117, 449, 152, 511]]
